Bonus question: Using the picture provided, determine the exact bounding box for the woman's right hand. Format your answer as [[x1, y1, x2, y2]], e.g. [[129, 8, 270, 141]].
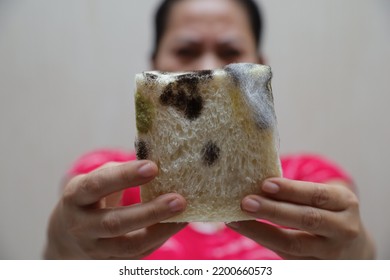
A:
[[44, 160, 187, 259]]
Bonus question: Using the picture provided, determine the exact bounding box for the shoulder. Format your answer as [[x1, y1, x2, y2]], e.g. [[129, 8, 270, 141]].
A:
[[67, 148, 136, 177], [280, 153, 354, 185]]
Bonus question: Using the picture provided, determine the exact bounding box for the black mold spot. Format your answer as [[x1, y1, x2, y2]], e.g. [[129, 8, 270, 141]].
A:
[[160, 83, 174, 106], [201, 141, 220, 166], [185, 95, 203, 119], [159, 70, 214, 120], [135, 139, 149, 160], [197, 69, 213, 78], [160, 79, 204, 120], [177, 73, 198, 85], [145, 73, 158, 81]]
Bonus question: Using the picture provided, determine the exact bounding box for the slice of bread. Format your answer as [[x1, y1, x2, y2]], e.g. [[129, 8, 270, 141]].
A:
[[134, 63, 282, 222]]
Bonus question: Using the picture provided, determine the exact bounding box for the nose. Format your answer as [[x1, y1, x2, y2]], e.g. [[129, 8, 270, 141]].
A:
[[193, 53, 225, 71]]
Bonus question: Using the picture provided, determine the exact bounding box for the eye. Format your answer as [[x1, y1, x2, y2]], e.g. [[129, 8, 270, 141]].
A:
[[218, 48, 242, 61], [175, 47, 200, 59]]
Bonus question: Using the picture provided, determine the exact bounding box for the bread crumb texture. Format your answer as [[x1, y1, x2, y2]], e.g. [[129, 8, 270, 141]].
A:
[[134, 63, 281, 222]]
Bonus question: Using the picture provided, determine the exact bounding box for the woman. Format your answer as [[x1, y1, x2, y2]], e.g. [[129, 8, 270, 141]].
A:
[[44, 0, 375, 259]]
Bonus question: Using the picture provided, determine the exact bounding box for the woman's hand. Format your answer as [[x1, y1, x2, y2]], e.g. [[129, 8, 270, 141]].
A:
[[227, 178, 375, 259], [44, 160, 187, 259]]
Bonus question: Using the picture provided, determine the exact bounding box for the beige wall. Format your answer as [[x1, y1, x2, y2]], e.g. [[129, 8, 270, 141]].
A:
[[0, 0, 389, 259]]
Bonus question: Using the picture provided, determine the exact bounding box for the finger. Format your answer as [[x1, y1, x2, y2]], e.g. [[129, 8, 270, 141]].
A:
[[226, 220, 328, 258], [103, 191, 123, 208], [64, 160, 158, 206], [273, 251, 319, 260], [106, 248, 157, 260], [241, 195, 345, 237], [80, 193, 187, 238], [260, 178, 355, 211], [95, 223, 187, 259]]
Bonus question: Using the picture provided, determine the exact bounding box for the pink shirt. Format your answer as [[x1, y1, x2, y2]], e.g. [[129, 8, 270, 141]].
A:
[[68, 149, 353, 260]]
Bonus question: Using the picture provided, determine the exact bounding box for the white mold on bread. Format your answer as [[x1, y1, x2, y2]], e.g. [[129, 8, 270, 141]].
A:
[[134, 63, 281, 222]]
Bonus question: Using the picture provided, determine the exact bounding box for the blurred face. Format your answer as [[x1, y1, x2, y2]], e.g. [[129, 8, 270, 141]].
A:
[[153, 0, 262, 72]]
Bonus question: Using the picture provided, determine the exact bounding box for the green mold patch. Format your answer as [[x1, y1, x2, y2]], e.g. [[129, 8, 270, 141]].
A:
[[135, 91, 155, 133]]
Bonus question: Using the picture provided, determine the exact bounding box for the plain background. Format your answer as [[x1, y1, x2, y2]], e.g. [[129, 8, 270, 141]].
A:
[[0, 0, 389, 259]]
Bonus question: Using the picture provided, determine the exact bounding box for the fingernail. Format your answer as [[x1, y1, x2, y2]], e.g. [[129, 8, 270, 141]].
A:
[[242, 198, 261, 212], [168, 198, 185, 212], [262, 181, 280, 194], [138, 162, 156, 177]]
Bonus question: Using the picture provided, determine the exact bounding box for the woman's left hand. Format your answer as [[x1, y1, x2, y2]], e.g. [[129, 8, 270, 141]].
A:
[[226, 178, 375, 259]]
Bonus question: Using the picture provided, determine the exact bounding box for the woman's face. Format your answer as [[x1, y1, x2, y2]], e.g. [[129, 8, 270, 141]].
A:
[[153, 0, 262, 72]]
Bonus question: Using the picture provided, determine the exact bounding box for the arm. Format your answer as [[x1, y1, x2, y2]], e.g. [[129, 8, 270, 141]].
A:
[[44, 160, 187, 259]]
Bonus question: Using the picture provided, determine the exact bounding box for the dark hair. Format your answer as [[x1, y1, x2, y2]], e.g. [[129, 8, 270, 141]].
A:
[[151, 0, 263, 59]]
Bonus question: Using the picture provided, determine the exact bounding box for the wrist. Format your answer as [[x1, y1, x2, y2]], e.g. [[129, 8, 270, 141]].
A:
[[363, 229, 376, 259], [43, 204, 85, 259]]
